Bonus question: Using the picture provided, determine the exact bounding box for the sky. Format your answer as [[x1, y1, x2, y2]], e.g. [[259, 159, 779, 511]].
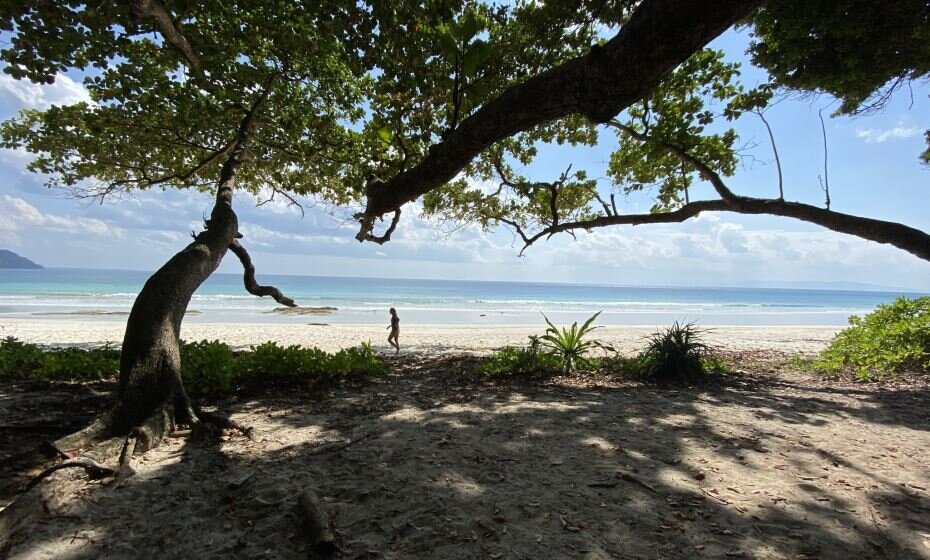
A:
[[1, 28, 929, 291]]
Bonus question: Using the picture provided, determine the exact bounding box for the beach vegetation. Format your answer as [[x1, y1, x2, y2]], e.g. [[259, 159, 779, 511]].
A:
[[180, 340, 236, 397], [0, 337, 119, 381], [479, 337, 562, 378], [595, 354, 643, 377], [540, 311, 603, 373], [1, 336, 383, 395], [636, 322, 715, 383], [816, 296, 930, 380], [232, 341, 384, 387]]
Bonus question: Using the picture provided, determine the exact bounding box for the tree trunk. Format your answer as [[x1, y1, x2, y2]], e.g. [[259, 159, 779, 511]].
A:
[[114, 196, 238, 435], [102, 78, 278, 445]]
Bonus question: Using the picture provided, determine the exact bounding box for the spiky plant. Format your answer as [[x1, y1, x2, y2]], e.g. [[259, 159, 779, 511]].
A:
[[540, 311, 602, 373], [638, 321, 713, 382]]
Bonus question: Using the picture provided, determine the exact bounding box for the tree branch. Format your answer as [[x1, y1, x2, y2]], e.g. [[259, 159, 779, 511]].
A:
[[357, 0, 760, 237], [216, 73, 280, 203], [128, 0, 216, 92], [358, 208, 402, 245], [754, 110, 783, 199], [520, 197, 930, 262], [227, 240, 297, 307], [607, 119, 742, 205], [818, 108, 831, 209]]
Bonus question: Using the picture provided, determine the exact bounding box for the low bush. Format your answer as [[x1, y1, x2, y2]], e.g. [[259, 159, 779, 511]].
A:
[[0, 337, 46, 378], [596, 354, 642, 376], [0, 337, 118, 380], [479, 337, 562, 377], [817, 296, 930, 380], [637, 322, 714, 382], [1, 337, 384, 393], [233, 340, 384, 388], [181, 339, 235, 397]]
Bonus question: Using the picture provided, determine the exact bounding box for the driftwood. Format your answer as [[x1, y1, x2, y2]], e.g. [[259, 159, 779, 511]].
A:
[[296, 490, 336, 557]]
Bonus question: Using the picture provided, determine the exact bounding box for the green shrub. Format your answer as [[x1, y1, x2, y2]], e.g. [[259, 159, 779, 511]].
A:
[[817, 296, 930, 380], [181, 339, 235, 397], [480, 337, 562, 377], [0, 337, 118, 380], [329, 342, 385, 378], [0, 337, 46, 378], [637, 322, 713, 382], [40, 345, 119, 380], [540, 311, 603, 373], [232, 340, 384, 387], [597, 354, 642, 376], [1, 336, 384, 393]]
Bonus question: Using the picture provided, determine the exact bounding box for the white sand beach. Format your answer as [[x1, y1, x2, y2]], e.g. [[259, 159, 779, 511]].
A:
[[0, 317, 842, 355]]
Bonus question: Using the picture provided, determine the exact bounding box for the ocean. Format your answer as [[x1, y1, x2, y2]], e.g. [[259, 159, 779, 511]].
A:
[[0, 268, 923, 327]]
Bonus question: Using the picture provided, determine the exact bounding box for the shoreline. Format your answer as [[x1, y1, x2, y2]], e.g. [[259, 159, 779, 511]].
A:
[[0, 317, 842, 355]]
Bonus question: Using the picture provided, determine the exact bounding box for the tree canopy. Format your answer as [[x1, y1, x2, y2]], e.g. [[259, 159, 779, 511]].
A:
[[1, 0, 928, 258], [1, 0, 928, 521]]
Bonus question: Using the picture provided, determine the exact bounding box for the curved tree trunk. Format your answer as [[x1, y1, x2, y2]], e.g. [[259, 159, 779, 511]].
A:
[[90, 79, 278, 449], [114, 194, 238, 435]]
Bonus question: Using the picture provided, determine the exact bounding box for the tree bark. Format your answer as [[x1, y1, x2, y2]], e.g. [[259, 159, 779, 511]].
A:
[[113, 195, 238, 433]]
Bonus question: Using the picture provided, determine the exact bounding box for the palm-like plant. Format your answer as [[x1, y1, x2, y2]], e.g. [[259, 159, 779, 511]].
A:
[[639, 321, 712, 381], [540, 311, 602, 373]]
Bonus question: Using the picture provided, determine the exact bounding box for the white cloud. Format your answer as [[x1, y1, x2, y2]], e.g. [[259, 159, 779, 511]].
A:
[[0, 74, 91, 110], [0, 194, 122, 237], [855, 125, 921, 144]]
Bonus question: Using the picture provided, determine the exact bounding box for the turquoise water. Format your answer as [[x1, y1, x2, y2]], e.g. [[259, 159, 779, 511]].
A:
[[0, 268, 924, 326]]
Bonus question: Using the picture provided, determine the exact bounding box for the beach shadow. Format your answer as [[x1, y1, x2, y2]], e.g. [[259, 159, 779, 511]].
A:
[[4, 366, 929, 559]]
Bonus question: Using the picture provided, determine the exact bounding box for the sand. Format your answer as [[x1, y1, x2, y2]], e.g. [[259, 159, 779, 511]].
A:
[[3, 319, 929, 559], [0, 317, 842, 356]]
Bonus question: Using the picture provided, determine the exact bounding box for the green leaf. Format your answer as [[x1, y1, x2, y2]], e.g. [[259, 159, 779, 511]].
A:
[[459, 10, 482, 42], [463, 39, 492, 76], [377, 126, 392, 144], [438, 29, 459, 58]]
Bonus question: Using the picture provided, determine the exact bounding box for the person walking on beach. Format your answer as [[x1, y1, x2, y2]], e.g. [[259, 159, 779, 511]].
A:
[[387, 307, 400, 354]]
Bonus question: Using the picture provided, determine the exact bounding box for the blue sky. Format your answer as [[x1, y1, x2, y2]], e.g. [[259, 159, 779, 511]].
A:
[[1, 29, 928, 290]]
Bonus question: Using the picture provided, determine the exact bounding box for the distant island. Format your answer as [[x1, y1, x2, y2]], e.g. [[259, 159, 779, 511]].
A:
[[0, 249, 43, 269]]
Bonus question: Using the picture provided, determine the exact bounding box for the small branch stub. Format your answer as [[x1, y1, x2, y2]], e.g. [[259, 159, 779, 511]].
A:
[[297, 490, 337, 556]]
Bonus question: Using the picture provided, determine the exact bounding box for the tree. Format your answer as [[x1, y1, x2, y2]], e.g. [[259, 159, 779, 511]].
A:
[[0, 0, 927, 478]]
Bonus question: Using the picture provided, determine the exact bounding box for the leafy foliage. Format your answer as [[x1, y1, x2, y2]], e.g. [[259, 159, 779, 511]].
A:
[[749, 0, 930, 163], [180, 339, 235, 397], [637, 322, 714, 382], [479, 336, 562, 378], [595, 354, 642, 377], [749, 0, 930, 114], [232, 341, 384, 389], [0, 337, 119, 380], [2, 337, 384, 393], [817, 297, 930, 380], [540, 311, 603, 373]]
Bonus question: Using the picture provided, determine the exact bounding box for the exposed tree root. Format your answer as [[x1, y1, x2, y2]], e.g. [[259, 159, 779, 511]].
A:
[[24, 457, 115, 491], [195, 409, 256, 441], [51, 411, 115, 458], [0, 398, 255, 552]]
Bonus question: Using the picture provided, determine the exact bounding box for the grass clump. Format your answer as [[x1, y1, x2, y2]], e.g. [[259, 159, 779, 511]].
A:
[[637, 322, 715, 383], [817, 296, 930, 380]]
